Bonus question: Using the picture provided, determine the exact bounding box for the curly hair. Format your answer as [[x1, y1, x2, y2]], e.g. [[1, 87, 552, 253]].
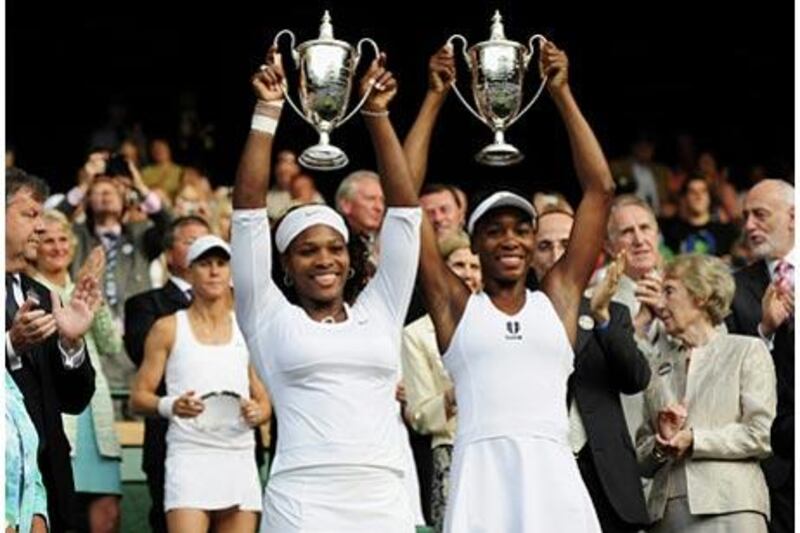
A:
[[664, 254, 735, 325]]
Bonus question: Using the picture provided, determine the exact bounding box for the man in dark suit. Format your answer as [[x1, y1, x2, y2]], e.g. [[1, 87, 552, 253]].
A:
[[532, 205, 652, 532], [6, 168, 98, 530], [124, 215, 210, 533], [725, 179, 794, 533]]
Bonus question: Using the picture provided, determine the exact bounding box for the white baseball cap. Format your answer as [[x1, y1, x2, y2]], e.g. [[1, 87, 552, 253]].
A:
[[467, 191, 537, 234], [185, 235, 231, 267]]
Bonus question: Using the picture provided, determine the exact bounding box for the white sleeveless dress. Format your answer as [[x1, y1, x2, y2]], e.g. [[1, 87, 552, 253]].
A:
[[163, 310, 261, 512], [443, 290, 601, 532]]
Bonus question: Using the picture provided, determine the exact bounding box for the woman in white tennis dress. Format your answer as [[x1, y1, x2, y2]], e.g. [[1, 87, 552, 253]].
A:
[[131, 235, 271, 532], [412, 41, 614, 532], [231, 50, 422, 532]]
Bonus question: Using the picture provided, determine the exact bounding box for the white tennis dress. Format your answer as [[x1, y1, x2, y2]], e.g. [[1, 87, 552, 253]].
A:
[[163, 310, 261, 512], [443, 290, 601, 532], [231, 207, 421, 533]]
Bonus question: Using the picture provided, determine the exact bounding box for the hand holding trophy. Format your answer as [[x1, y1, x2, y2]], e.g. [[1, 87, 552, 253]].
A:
[[446, 10, 548, 166], [273, 11, 381, 170]]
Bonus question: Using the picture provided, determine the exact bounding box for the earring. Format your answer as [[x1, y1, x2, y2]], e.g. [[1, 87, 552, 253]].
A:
[[347, 268, 355, 280], [283, 272, 294, 287]]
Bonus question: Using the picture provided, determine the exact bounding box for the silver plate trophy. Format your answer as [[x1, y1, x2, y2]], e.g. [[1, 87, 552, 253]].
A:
[[447, 11, 547, 166], [273, 11, 380, 171]]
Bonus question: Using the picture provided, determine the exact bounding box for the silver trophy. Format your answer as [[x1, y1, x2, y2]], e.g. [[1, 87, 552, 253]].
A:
[[447, 11, 547, 166], [273, 11, 380, 171]]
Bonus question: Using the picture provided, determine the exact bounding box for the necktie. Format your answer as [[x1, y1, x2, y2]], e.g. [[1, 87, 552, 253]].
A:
[[102, 233, 121, 307], [775, 260, 795, 290], [6, 273, 19, 321]]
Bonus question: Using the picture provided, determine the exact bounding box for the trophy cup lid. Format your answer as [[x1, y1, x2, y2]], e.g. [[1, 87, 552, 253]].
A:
[[296, 10, 353, 53], [472, 10, 526, 52]]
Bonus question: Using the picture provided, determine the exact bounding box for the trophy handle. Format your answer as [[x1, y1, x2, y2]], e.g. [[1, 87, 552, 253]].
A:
[[338, 37, 381, 127], [507, 34, 548, 128], [445, 34, 492, 128], [271, 29, 315, 127]]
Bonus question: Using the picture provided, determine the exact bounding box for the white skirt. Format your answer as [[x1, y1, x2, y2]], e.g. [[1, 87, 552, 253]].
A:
[[262, 465, 415, 533], [445, 435, 601, 533], [164, 450, 262, 512]]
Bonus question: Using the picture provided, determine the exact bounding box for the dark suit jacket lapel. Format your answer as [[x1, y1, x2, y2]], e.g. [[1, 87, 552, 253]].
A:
[[163, 280, 190, 307]]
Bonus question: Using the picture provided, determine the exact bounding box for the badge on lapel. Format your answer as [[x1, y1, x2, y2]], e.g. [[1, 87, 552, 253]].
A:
[[578, 315, 595, 330], [657, 361, 673, 376], [121, 243, 134, 256]]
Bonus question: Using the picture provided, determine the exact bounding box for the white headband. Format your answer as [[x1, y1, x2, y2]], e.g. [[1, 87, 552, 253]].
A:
[[274, 204, 350, 253]]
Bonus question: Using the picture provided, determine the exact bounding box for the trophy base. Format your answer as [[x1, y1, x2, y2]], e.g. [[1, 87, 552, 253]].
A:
[[475, 142, 524, 166], [299, 144, 349, 171]]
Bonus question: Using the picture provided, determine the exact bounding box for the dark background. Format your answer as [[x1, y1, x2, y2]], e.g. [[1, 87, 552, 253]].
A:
[[7, 0, 794, 203]]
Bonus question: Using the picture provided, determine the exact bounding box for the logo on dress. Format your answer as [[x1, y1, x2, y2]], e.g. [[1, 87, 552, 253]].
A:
[[505, 321, 522, 340]]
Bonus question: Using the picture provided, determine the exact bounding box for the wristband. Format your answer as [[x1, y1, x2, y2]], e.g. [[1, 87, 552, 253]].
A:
[[157, 396, 177, 419], [360, 108, 389, 118], [251, 100, 284, 135]]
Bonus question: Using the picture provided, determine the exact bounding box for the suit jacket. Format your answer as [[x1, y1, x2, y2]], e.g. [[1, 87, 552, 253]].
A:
[[636, 332, 776, 522], [6, 274, 95, 530], [571, 298, 651, 526], [725, 260, 794, 488], [124, 279, 190, 474]]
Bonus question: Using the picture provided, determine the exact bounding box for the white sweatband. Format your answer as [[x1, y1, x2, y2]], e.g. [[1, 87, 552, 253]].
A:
[[250, 100, 284, 136], [274, 204, 350, 253], [251, 114, 279, 135], [157, 396, 177, 419]]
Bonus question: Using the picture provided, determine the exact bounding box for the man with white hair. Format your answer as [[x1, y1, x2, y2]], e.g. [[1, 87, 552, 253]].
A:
[[335, 170, 386, 266], [726, 179, 794, 533]]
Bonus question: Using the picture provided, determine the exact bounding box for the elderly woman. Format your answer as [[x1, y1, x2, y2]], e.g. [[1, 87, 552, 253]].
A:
[[31, 210, 124, 533], [402, 233, 481, 532], [636, 254, 776, 532]]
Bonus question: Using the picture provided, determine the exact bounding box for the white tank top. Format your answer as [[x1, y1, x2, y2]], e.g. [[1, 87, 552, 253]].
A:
[[165, 310, 254, 453], [443, 290, 574, 446]]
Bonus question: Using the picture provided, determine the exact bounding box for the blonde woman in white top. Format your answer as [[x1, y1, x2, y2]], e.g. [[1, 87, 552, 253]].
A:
[[131, 236, 271, 533], [636, 254, 776, 532]]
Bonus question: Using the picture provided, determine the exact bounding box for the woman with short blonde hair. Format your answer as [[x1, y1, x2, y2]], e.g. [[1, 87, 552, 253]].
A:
[[637, 253, 776, 532]]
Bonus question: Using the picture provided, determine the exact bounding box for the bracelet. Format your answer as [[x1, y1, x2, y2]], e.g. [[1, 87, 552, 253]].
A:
[[157, 396, 177, 419], [360, 108, 389, 118], [251, 100, 284, 136]]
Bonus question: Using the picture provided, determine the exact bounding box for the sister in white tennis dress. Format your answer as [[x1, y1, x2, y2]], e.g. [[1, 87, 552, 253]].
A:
[[232, 206, 421, 533], [443, 290, 601, 532]]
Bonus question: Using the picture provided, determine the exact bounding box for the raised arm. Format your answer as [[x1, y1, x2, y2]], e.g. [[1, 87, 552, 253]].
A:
[[540, 41, 615, 343], [233, 47, 285, 210], [359, 53, 417, 208], [402, 49, 469, 353], [403, 46, 455, 192]]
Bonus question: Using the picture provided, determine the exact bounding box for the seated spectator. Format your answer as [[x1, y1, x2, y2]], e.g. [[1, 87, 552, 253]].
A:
[[120, 138, 143, 168], [174, 183, 212, 220], [659, 175, 739, 259], [696, 150, 740, 223], [610, 132, 670, 214], [636, 254, 775, 532], [266, 149, 301, 220], [289, 173, 324, 205], [141, 139, 183, 200], [130, 236, 271, 532], [32, 210, 124, 533], [419, 183, 465, 241], [6, 373, 48, 533], [211, 196, 233, 242]]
